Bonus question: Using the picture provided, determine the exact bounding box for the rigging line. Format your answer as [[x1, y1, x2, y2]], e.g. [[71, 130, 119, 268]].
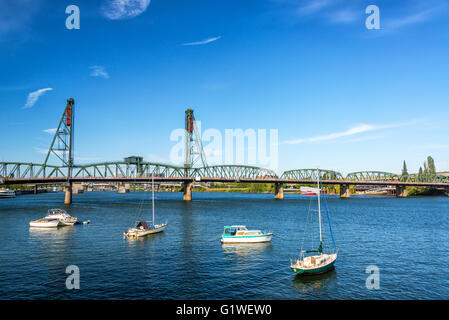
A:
[[299, 196, 313, 254], [320, 181, 336, 250]]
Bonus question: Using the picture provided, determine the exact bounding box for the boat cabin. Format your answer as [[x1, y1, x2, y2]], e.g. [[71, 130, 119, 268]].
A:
[[223, 226, 247, 236]]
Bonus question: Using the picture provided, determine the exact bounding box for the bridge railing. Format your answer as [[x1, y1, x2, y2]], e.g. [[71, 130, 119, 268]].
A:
[[400, 174, 449, 183], [345, 171, 400, 181], [280, 169, 344, 181], [0, 162, 67, 179], [190, 165, 278, 180]]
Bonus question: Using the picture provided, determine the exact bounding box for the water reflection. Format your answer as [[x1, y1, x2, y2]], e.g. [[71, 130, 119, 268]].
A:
[[222, 242, 273, 257], [29, 226, 75, 239], [291, 269, 337, 295]]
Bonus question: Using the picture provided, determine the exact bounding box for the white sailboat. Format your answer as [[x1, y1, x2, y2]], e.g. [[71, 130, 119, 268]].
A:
[[124, 176, 167, 238], [291, 170, 338, 275]]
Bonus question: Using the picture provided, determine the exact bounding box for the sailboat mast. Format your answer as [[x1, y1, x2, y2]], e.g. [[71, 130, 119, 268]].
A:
[[317, 169, 322, 243], [152, 175, 155, 226]]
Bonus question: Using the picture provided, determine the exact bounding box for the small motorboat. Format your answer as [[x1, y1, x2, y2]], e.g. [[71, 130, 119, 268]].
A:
[[29, 219, 60, 228], [221, 226, 273, 244], [124, 221, 167, 238], [0, 189, 16, 198], [44, 209, 78, 226]]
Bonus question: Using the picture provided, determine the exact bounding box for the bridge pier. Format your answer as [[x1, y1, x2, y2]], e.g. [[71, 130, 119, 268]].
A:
[[64, 183, 72, 205], [274, 183, 284, 200], [183, 182, 192, 201], [396, 185, 408, 198], [445, 188, 449, 197], [34, 185, 38, 195], [72, 183, 84, 194], [340, 184, 351, 198], [118, 183, 130, 194]]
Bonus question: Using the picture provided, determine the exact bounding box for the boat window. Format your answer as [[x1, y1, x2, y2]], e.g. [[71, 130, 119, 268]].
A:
[[230, 229, 237, 235], [224, 228, 230, 234]]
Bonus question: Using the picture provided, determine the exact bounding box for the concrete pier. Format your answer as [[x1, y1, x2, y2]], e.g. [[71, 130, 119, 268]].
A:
[[446, 188, 449, 197], [64, 183, 72, 204], [118, 183, 130, 194], [396, 185, 409, 198], [340, 184, 351, 198], [274, 183, 284, 200], [72, 183, 84, 194], [183, 182, 192, 201]]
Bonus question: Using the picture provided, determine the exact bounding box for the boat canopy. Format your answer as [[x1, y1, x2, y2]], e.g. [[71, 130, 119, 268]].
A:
[[48, 208, 67, 214], [136, 221, 149, 230]]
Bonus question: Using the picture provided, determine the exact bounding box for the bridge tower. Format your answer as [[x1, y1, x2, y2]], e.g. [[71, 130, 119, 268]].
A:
[[183, 108, 207, 200], [41, 98, 75, 204]]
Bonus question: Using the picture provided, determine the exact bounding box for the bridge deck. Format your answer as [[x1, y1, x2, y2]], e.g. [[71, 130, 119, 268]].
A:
[[2, 177, 448, 188]]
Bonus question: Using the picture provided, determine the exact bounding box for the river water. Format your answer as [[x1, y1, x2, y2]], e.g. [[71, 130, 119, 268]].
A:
[[0, 191, 448, 299]]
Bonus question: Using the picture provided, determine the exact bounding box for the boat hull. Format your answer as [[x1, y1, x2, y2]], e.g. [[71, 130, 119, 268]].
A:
[[291, 253, 337, 276], [221, 233, 273, 244], [291, 261, 335, 275], [29, 220, 60, 228], [124, 223, 167, 238]]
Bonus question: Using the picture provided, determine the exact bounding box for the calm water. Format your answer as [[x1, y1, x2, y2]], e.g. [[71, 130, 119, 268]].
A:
[[0, 191, 448, 300]]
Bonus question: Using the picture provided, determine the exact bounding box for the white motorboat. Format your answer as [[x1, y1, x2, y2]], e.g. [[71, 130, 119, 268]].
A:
[[221, 226, 273, 243], [44, 209, 78, 226], [29, 219, 60, 228], [0, 189, 16, 198]]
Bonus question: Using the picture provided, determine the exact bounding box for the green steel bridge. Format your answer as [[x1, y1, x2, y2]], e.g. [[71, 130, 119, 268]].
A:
[[1, 99, 448, 202]]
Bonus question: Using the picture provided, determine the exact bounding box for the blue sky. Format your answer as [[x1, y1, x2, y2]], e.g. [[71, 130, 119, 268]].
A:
[[0, 0, 448, 175]]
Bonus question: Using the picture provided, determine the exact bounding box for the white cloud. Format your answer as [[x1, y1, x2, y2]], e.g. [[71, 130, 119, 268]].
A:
[[283, 120, 417, 145], [328, 8, 359, 24], [181, 36, 221, 46], [297, 0, 333, 16], [43, 128, 57, 134], [23, 88, 53, 109], [101, 0, 151, 20], [385, 1, 448, 31], [89, 65, 110, 79]]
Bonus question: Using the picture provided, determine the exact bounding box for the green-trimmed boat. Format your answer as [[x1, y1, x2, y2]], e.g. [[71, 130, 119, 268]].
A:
[[291, 170, 338, 275]]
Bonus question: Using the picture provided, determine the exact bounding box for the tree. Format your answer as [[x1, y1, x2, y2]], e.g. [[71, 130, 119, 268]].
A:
[[402, 161, 408, 176], [423, 162, 428, 175], [419, 167, 423, 176], [427, 156, 436, 174]]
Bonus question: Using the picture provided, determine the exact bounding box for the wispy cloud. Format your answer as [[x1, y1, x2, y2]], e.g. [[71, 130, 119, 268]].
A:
[[101, 0, 151, 20], [328, 8, 359, 24], [43, 128, 57, 134], [296, 0, 333, 16], [89, 65, 110, 79], [0, 0, 40, 39], [181, 36, 221, 46], [23, 88, 53, 109], [384, 1, 448, 31], [283, 120, 417, 145]]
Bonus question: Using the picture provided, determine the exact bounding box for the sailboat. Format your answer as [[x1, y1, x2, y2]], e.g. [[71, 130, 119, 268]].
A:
[[291, 170, 338, 275], [124, 176, 168, 238]]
